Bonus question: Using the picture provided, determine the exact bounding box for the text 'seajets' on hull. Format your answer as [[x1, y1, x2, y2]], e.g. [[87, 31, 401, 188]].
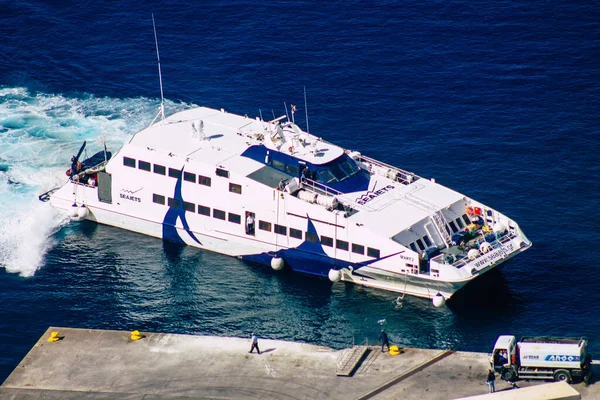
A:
[[40, 106, 531, 305]]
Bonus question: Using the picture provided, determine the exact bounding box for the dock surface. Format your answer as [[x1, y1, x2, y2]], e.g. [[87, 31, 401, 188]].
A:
[[1, 327, 598, 399]]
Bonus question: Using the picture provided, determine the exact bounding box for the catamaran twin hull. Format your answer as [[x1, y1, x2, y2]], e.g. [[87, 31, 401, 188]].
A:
[[43, 106, 531, 303]]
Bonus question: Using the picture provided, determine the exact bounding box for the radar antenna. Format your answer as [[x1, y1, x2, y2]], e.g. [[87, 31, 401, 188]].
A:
[[150, 14, 165, 126]]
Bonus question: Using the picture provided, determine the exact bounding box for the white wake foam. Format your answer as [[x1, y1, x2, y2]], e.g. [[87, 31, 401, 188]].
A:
[[0, 87, 184, 276]]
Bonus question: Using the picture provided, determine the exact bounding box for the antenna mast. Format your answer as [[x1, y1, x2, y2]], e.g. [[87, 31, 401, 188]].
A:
[[152, 14, 165, 125], [304, 86, 309, 133]]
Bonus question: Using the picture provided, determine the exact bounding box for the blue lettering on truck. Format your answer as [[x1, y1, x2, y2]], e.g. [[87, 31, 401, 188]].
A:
[[545, 355, 580, 362]]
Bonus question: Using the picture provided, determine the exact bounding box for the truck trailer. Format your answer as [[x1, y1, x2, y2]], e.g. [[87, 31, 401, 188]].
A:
[[490, 335, 592, 384]]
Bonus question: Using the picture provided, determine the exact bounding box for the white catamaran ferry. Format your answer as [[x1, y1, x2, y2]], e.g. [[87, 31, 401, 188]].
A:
[[40, 104, 531, 304]]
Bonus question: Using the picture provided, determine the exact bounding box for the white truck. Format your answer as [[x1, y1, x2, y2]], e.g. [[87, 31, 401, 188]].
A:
[[490, 335, 592, 384]]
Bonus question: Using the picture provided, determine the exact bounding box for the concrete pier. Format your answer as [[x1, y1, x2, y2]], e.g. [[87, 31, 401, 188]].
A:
[[0, 327, 597, 399]]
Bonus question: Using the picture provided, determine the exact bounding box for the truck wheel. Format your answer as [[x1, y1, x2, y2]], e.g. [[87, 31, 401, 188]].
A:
[[554, 370, 571, 383], [501, 370, 515, 381]]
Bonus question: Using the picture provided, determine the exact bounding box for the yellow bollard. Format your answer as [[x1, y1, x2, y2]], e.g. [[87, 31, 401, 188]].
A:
[[389, 345, 401, 356], [48, 331, 60, 342], [130, 330, 143, 341]]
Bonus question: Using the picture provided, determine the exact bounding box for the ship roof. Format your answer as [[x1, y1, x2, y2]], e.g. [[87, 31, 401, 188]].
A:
[[128, 107, 344, 170]]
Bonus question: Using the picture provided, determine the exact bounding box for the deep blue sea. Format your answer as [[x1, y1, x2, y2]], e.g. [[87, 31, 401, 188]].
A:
[[1, 0, 599, 383]]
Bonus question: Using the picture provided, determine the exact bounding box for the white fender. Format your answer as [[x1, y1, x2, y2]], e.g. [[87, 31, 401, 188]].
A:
[[432, 293, 446, 307], [76, 205, 89, 219], [328, 269, 341, 282], [68, 204, 78, 218], [270, 257, 284, 271]]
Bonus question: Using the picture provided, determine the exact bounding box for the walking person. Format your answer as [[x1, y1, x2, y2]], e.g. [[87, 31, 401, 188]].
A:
[[378, 329, 390, 353], [249, 332, 260, 354], [486, 369, 495, 393]]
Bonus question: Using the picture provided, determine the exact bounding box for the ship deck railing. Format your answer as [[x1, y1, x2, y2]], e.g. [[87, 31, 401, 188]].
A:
[[431, 231, 518, 269], [354, 154, 420, 185]]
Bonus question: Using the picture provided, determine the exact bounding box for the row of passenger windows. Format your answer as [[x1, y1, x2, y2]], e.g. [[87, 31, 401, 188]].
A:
[[124, 157, 241, 194], [151, 193, 381, 258], [408, 214, 472, 253]]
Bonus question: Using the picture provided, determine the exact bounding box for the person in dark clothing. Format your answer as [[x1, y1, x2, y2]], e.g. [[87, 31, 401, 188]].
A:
[[378, 330, 390, 352], [249, 332, 260, 354], [486, 369, 495, 393]]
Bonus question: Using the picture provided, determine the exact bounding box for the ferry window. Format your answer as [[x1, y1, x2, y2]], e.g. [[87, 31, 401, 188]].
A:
[[259, 220, 272, 231], [449, 221, 458, 233], [456, 217, 464, 229], [416, 239, 425, 251], [423, 235, 432, 247], [305, 231, 319, 243], [216, 168, 229, 178], [318, 169, 337, 184], [336, 240, 349, 251], [184, 172, 196, 183], [367, 247, 380, 258], [213, 209, 226, 220], [462, 214, 471, 225], [274, 224, 287, 235], [154, 164, 166, 175], [199, 175, 211, 187], [272, 159, 284, 171], [169, 168, 182, 179], [152, 194, 165, 205], [444, 225, 451, 235], [168, 198, 180, 208], [183, 201, 195, 212], [290, 228, 302, 239], [321, 236, 333, 247], [123, 157, 136, 168], [285, 164, 298, 177], [409, 243, 418, 253], [228, 213, 241, 224], [352, 243, 365, 255], [198, 205, 210, 216], [138, 160, 151, 171], [229, 183, 242, 194]]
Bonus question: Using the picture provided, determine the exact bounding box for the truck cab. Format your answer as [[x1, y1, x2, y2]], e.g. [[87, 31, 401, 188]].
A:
[[490, 335, 518, 380]]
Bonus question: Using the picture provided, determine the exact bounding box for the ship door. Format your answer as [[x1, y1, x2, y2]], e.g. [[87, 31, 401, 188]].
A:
[[245, 211, 255, 235], [97, 171, 112, 204]]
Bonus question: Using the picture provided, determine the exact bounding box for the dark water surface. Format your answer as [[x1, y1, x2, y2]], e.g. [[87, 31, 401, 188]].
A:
[[1, 0, 599, 382]]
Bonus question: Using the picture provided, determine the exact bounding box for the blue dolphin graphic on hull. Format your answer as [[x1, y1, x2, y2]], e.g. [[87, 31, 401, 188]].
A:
[[162, 167, 202, 246]]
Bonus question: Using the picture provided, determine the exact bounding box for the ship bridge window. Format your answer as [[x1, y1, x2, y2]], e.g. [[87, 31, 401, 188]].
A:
[[138, 160, 151, 171], [290, 228, 302, 239], [152, 194, 165, 205], [184, 172, 196, 183], [229, 183, 242, 194], [305, 231, 319, 243], [259, 220, 272, 231], [228, 213, 241, 224], [318, 169, 338, 184], [315, 155, 362, 184], [271, 159, 285, 171], [213, 209, 226, 220], [123, 157, 136, 168], [274, 224, 287, 235], [352, 243, 364, 255], [462, 214, 471, 225], [423, 235, 432, 247], [285, 164, 299, 176], [154, 164, 166, 175], [416, 239, 425, 251], [168, 198, 180, 208], [198, 205, 210, 216], [199, 175, 211, 186], [216, 168, 229, 178], [169, 168, 182, 179], [367, 247, 380, 258], [336, 239, 349, 251], [448, 221, 458, 233], [183, 201, 195, 212], [321, 236, 333, 247]]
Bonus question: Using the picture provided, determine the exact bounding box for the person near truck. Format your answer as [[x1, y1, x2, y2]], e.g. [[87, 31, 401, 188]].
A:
[[486, 369, 495, 393]]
